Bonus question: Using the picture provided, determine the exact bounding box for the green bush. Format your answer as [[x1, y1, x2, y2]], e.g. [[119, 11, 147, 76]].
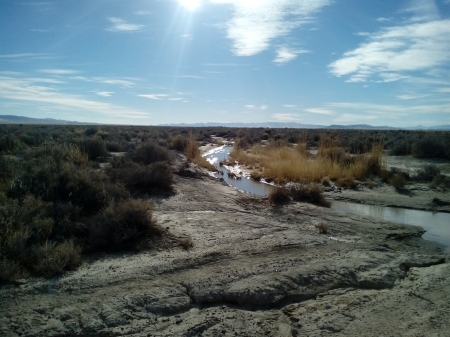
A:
[[170, 135, 188, 151], [82, 138, 108, 160], [268, 188, 290, 205], [129, 143, 169, 165], [390, 174, 407, 190], [87, 199, 162, 251], [287, 183, 330, 206], [412, 136, 447, 159]]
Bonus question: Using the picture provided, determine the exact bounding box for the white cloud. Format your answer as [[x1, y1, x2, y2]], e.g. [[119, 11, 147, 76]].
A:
[[134, 11, 152, 15], [283, 104, 297, 108], [96, 91, 114, 97], [327, 101, 450, 117], [107, 17, 143, 32], [271, 113, 301, 121], [0, 76, 147, 119], [0, 53, 52, 61], [274, 47, 308, 64], [396, 94, 428, 100], [210, 0, 331, 57], [305, 108, 333, 115], [245, 104, 267, 110], [437, 87, 450, 93], [333, 114, 378, 123], [70, 76, 136, 88], [329, 19, 450, 82], [138, 94, 169, 100], [39, 69, 79, 75]]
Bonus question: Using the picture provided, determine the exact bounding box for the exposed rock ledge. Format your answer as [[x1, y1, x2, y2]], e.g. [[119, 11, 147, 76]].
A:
[[1, 173, 448, 336]]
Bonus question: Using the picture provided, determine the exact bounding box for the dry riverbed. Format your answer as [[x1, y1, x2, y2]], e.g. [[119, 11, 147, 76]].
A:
[[1, 154, 449, 336]]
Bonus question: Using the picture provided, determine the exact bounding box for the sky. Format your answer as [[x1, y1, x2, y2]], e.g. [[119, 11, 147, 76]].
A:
[[1, 0, 450, 127]]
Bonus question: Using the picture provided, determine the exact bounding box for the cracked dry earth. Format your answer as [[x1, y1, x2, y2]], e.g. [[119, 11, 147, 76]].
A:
[[1, 174, 449, 337]]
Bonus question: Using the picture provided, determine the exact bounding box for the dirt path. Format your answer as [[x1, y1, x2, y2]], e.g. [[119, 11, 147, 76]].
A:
[[0, 169, 448, 336]]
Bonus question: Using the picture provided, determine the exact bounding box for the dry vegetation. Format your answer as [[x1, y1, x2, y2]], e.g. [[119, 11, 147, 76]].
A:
[[184, 134, 216, 171], [230, 137, 384, 186]]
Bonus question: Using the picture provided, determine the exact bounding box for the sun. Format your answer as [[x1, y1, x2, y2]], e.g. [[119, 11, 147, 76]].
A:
[[178, 0, 201, 11]]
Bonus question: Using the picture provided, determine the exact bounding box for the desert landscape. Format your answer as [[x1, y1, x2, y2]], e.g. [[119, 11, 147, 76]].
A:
[[0, 125, 449, 336]]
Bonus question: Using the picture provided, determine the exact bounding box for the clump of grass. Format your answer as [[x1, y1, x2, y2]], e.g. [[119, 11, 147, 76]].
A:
[[230, 139, 383, 184], [179, 237, 194, 250], [432, 197, 450, 206], [335, 177, 357, 189], [87, 199, 162, 252], [287, 183, 330, 206], [390, 173, 407, 190], [268, 188, 290, 205], [250, 171, 263, 181], [185, 135, 216, 171], [315, 223, 329, 234]]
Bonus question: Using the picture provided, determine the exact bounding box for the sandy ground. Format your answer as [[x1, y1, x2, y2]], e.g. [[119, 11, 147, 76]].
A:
[[1, 151, 449, 336]]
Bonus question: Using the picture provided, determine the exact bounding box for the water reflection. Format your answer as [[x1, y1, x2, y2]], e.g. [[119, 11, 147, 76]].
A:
[[204, 145, 275, 197], [332, 201, 450, 253]]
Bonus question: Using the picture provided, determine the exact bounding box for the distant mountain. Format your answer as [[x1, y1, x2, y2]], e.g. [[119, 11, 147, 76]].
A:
[[0, 115, 94, 125], [406, 125, 450, 130], [161, 122, 325, 128], [163, 122, 450, 130], [327, 124, 399, 130]]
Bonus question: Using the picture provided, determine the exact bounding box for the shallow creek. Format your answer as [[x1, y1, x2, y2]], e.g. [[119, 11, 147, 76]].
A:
[[204, 145, 450, 253]]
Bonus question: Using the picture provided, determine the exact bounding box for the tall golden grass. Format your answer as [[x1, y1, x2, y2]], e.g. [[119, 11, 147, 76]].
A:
[[230, 140, 384, 184], [185, 134, 216, 171]]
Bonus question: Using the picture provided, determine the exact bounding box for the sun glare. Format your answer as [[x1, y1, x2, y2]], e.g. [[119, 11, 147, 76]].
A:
[[179, 0, 201, 11]]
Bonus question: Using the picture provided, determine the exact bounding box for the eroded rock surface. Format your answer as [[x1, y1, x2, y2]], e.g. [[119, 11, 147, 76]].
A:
[[1, 174, 448, 336]]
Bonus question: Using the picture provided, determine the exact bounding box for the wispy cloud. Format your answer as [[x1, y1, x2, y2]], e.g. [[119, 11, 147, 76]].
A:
[[327, 101, 450, 118], [210, 0, 331, 57], [70, 76, 136, 88], [0, 76, 148, 119], [333, 114, 378, 123], [396, 94, 428, 100], [305, 108, 333, 115], [245, 104, 268, 110], [271, 113, 301, 121], [0, 53, 52, 61], [139, 94, 169, 100], [283, 104, 297, 108], [39, 69, 79, 75], [274, 47, 309, 64], [134, 10, 152, 15], [329, 17, 450, 82], [106, 17, 143, 32], [96, 91, 114, 97]]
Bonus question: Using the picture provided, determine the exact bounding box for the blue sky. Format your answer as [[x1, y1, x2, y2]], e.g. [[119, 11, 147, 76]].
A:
[[1, 0, 450, 126]]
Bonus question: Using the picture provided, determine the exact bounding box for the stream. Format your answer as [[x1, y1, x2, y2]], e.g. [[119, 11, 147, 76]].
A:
[[204, 145, 450, 253]]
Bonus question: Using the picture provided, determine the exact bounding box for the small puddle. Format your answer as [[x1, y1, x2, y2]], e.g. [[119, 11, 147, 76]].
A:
[[332, 201, 450, 253], [204, 145, 450, 252], [204, 145, 275, 197]]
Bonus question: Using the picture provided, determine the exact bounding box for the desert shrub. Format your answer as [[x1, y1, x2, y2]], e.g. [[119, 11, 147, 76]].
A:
[[106, 141, 125, 152], [390, 174, 407, 190], [415, 165, 440, 182], [250, 171, 263, 181], [432, 198, 450, 206], [111, 161, 173, 193], [390, 141, 411, 156], [129, 143, 169, 165], [335, 177, 357, 189], [315, 223, 329, 234], [412, 136, 447, 159], [82, 138, 108, 160], [85, 127, 98, 136], [180, 237, 194, 250], [170, 135, 188, 151], [31, 241, 81, 277], [287, 183, 330, 206], [429, 175, 450, 189], [87, 199, 162, 252], [268, 188, 290, 205]]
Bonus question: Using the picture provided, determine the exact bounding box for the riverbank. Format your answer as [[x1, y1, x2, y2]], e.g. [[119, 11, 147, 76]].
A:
[[1, 157, 448, 336]]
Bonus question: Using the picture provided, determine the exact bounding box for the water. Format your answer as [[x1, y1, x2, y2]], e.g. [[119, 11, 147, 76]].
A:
[[332, 201, 450, 253], [204, 145, 275, 197], [203, 145, 450, 252]]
